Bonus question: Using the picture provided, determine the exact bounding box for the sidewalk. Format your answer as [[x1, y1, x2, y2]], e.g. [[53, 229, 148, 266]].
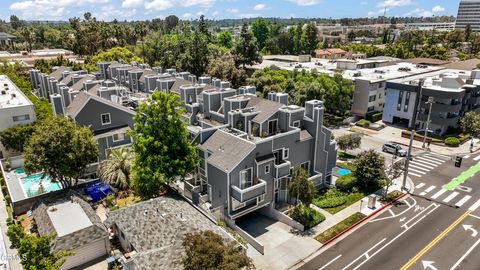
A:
[[0, 186, 22, 270]]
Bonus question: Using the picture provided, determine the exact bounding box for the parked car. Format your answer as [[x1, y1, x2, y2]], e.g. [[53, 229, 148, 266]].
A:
[[382, 142, 407, 157]]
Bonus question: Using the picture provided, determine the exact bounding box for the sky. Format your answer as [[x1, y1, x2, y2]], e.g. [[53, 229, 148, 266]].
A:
[[0, 0, 462, 22]]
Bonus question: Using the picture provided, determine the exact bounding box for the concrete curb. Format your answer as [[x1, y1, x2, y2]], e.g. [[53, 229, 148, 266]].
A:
[[321, 193, 408, 246]]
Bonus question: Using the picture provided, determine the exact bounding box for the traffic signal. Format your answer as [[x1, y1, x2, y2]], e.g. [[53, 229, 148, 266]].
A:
[[455, 156, 462, 168]]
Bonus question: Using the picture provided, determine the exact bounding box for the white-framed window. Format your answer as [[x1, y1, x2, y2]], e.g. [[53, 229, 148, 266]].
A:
[[283, 148, 289, 159], [265, 164, 270, 174], [301, 161, 310, 171], [274, 178, 280, 190], [101, 113, 111, 125], [257, 194, 265, 203], [293, 120, 300, 128], [12, 114, 30, 122], [240, 168, 253, 189], [113, 133, 125, 142]]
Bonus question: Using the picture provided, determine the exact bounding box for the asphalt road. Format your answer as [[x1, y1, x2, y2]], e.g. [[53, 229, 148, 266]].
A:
[[295, 150, 480, 270]]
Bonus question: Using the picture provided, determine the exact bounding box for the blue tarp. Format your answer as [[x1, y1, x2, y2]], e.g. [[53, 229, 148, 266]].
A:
[[84, 181, 111, 202]]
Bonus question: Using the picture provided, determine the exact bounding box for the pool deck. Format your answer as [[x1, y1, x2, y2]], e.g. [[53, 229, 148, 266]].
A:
[[4, 170, 28, 202]]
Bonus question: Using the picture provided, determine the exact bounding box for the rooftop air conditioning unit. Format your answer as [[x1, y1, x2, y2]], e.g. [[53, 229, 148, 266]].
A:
[[1, 91, 6, 95]]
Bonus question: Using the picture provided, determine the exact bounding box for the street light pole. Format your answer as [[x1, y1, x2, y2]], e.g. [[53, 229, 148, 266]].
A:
[[402, 80, 424, 191], [422, 97, 434, 149]]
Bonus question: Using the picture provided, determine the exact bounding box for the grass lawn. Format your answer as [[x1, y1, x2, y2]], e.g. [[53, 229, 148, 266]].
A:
[[315, 212, 366, 244], [338, 151, 357, 160], [322, 192, 365, 214], [115, 193, 141, 209]]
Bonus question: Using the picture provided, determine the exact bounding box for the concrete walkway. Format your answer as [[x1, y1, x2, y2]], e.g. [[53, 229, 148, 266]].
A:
[[0, 185, 22, 270]]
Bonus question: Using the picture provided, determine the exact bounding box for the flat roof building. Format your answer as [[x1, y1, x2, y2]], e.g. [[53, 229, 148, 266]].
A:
[[456, 0, 480, 32]]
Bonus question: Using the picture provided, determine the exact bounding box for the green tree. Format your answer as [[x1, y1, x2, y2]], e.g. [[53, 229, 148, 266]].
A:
[[384, 160, 405, 198], [198, 15, 209, 37], [336, 133, 361, 153], [23, 117, 98, 189], [181, 30, 210, 76], [6, 224, 25, 248], [165, 15, 179, 33], [97, 147, 133, 191], [134, 22, 148, 62], [0, 123, 36, 153], [207, 53, 246, 88], [20, 27, 35, 53], [302, 22, 319, 55], [460, 111, 480, 137], [18, 234, 71, 270], [252, 18, 270, 50], [465, 24, 472, 41], [83, 47, 143, 72], [293, 22, 303, 54], [9, 15, 24, 30], [132, 91, 198, 198], [217, 30, 233, 49], [288, 165, 315, 206], [353, 150, 385, 190], [182, 230, 254, 270], [232, 23, 262, 68]]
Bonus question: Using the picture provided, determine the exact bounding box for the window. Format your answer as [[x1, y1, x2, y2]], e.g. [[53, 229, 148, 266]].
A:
[[268, 119, 278, 135], [101, 113, 111, 125], [12, 114, 30, 122], [369, 95, 376, 102], [293, 120, 301, 128], [265, 165, 270, 174], [397, 91, 404, 111], [283, 148, 289, 159], [378, 93, 382, 99], [258, 194, 265, 203], [240, 168, 253, 189], [367, 106, 375, 112], [232, 197, 246, 210], [404, 92, 411, 112], [301, 161, 310, 171], [113, 133, 125, 142]]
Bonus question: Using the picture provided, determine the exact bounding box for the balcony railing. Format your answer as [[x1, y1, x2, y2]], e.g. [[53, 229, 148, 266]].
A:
[[274, 160, 291, 179], [231, 179, 266, 203]]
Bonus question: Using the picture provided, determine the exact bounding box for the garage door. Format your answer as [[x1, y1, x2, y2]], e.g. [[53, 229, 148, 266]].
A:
[[60, 239, 107, 270]]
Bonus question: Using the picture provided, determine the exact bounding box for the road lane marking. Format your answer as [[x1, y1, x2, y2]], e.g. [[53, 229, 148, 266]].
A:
[[450, 237, 480, 270], [444, 162, 480, 190], [408, 172, 423, 177], [402, 204, 439, 229], [371, 197, 418, 222], [415, 183, 426, 189], [455, 195, 472, 207], [473, 155, 480, 161], [341, 238, 387, 270], [400, 210, 471, 270], [416, 157, 443, 165], [430, 189, 447, 200], [319, 254, 342, 270], [409, 164, 430, 172], [425, 153, 450, 160], [469, 198, 480, 211], [410, 162, 435, 170], [463, 155, 471, 159], [469, 214, 480, 220], [419, 186, 436, 196], [349, 204, 439, 270], [443, 192, 459, 203], [409, 168, 426, 175], [422, 155, 446, 163]]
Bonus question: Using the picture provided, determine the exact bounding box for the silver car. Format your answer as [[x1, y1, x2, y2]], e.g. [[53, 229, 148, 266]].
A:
[[382, 143, 407, 157]]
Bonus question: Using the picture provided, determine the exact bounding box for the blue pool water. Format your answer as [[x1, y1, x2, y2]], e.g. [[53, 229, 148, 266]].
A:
[[14, 168, 25, 174], [21, 173, 62, 197], [338, 168, 352, 176]]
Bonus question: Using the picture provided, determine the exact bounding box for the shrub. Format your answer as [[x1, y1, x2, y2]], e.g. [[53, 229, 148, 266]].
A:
[[335, 174, 357, 192], [366, 112, 382, 123], [4, 195, 11, 205], [444, 137, 460, 147], [289, 203, 325, 229], [6, 224, 25, 248], [1, 185, 7, 196], [315, 195, 347, 208], [356, 119, 371, 128]]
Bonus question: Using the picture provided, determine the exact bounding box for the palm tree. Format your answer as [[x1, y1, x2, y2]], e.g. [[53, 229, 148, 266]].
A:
[[97, 147, 133, 190], [134, 22, 148, 62], [20, 27, 35, 53]]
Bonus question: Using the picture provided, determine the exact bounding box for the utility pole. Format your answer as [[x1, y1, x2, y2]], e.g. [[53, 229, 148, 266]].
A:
[[402, 80, 424, 191], [422, 97, 434, 148]]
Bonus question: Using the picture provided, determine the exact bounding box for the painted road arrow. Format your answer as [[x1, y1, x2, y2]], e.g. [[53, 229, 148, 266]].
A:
[[422, 260, 437, 270], [463, 224, 478, 237]]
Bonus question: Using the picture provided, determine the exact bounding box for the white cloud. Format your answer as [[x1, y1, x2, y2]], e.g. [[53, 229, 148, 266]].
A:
[[226, 8, 239, 13], [432, 5, 445, 13], [212, 10, 219, 16], [286, 0, 320, 6], [94, 4, 136, 20], [367, 8, 389, 17], [9, 0, 110, 19], [254, 3, 266, 10], [238, 13, 261, 18], [122, 0, 143, 8], [377, 0, 411, 8], [182, 12, 193, 18], [144, 0, 214, 10]]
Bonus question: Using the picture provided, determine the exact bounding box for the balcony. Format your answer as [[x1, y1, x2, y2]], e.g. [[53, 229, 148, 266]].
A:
[[274, 160, 291, 179], [231, 179, 267, 203]]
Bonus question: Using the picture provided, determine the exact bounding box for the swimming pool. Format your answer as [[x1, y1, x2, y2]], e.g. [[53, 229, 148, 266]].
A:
[[338, 168, 352, 176], [21, 173, 62, 198], [14, 168, 25, 174]]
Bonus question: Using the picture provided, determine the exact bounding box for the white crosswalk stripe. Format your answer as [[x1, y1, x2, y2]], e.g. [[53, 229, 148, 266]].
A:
[[420, 185, 436, 196], [425, 153, 450, 160], [409, 168, 426, 175], [470, 199, 480, 211], [416, 157, 443, 165], [455, 195, 472, 207], [415, 183, 426, 189], [443, 192, 459, 203], [431, 189, 447, 199], [408, 172, 423, 177], [474, 155, 480, 161], [410, 161, 433, 170], [407, 153, 449, 178]]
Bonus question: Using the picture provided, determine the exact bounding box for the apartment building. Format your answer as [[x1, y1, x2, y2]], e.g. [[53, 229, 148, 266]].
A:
[[0, 75, 36, 159], [456, 0, 480, 32], [383, 69, 480, 135], [406, 22, 455, 32]]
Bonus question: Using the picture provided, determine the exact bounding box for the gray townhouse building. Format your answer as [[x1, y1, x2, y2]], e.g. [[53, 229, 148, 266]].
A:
[[383, 69, 480, 135], [29, 61, 337, 221]]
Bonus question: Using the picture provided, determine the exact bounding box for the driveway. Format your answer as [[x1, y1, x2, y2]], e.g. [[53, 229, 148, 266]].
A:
[[236, 213, 321, 270]]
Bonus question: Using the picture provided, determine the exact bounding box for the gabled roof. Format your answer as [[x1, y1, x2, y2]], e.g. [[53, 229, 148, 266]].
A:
[[71, 75, 96, 92], [66, 91, 135, 119], [139, 69, 157, 82], [59, 73, 73, 85], [199, 129, 255, 172], [246, 96, 284, 123], [170, 78, 193, 94], [32, 192, 108, 252], [49, 66, 71, 81], [104, 194, 231, 270]]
